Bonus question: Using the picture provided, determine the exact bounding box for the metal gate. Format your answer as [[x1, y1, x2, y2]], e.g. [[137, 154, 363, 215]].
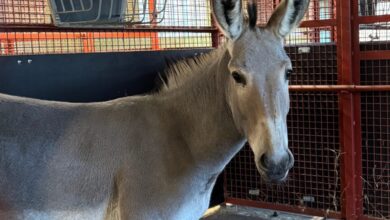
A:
[[1, 0, 389, 219], [225, 1, 390, 219], [0, 0, 216, 54]]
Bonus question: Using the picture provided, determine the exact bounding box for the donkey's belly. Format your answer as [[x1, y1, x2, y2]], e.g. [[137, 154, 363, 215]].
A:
[[0, 201, 110, 220]]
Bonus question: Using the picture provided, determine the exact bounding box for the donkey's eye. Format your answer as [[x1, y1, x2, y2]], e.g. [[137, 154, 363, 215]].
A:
[[285, 69, 293, 80], [232, 71, 246, 85]]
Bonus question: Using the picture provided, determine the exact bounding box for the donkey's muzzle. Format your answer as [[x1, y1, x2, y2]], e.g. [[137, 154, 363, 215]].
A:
[[257, 151, 294, 182]]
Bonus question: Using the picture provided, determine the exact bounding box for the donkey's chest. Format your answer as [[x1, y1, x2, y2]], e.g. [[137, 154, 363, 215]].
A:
[[139, 174, 216, 220]]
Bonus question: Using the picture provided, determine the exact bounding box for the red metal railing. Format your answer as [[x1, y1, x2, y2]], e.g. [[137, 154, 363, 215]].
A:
[[0, 0, 216, 55], [225, 1, 389, 220], [1, 0, 389, 219]]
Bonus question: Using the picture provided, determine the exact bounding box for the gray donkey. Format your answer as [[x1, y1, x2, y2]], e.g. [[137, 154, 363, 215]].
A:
[[0, 0, 309, 219]]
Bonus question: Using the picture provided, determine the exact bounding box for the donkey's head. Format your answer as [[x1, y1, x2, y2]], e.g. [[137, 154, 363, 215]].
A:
[[213, 0, 309, 182]]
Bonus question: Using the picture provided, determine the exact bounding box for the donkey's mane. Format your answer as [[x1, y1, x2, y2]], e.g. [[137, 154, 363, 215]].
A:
[[158, 45, 226, 92]]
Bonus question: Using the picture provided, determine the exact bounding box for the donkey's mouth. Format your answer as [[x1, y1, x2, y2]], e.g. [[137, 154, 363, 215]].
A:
[[265, 170, 289, 183], [256, 163, 290, 183], [258, 170, 289, 183]]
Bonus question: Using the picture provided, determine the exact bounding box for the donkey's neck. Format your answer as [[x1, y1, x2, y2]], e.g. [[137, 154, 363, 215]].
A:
[[159, 47, 245, 174]]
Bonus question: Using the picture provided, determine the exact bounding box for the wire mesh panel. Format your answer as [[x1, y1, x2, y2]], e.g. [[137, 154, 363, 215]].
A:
[[359, 0, 390, 16], [0, 29, 212, 55], [361, 60, 390, 219], [360, 22, 390, 51], [285, 26, 335, 45], [0, 0, 52, 25], [358, 1, 390, 218], [224, 0, 340, 217], [225, 92, 341, 216], [155, 0, 211, 27], [286, 44, 337, 85], [244, 0, 335, 25], [123, 0, 167, 25], [0, 0, 214, 55], [242, 0, 336, 46], [361, 91, 390, 219], [361, 60, 390, 85], [359, 0, 390, 50]]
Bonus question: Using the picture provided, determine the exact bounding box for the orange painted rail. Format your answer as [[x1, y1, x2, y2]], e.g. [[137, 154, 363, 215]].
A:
[[0, 32, 156, 41]]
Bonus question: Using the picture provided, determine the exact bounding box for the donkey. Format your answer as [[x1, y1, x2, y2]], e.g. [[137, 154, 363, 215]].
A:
[[0, 0, 309, 219]]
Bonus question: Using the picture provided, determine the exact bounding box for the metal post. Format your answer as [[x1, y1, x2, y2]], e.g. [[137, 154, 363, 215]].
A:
[[336, 0, 363, 219], [312, 0, 321, 43], [82, 33, 95, 53], [148, 0, 160, 50], [351, 0, 364, 217], [210, 1, 220, 48], [4, 39, 15, 55]]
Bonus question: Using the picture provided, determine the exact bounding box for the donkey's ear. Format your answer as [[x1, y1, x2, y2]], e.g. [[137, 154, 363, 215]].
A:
[[266, 0, 309, 38], [212, 0, 244, 40]]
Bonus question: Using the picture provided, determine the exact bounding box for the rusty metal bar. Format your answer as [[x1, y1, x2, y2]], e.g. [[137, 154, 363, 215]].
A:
[[289, 85, 390, 92], [210, 6, 220, 48], [351, 0, 364, 217], [337, 0, 354, 219], [225, 198, 342, 219], [1, 20, 337, 33], [0, 32, 157, 41], [0, 25, 219, 33], [357, 14, 390, 24], [3, 39, 15, 55], [148, 0, 160, 50], [336, 0, 363, 219], [359, 50, 390, 60], [299, 19, 337, 28]]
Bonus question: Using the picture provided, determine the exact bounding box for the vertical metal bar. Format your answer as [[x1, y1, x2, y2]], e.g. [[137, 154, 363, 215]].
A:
[[337, 0, 354, 218], [82, 32, 95, 53], [351, 0, 364, 217], [332, 0, 337, 42], [211, 32, 220, 48], [312, 0, 320, 43], [210, 0, 220, 48], [88, 32, 95, 53], [336, 0, 363, 219], [148, 0, 160, 50], [4, 39, 15, 55]]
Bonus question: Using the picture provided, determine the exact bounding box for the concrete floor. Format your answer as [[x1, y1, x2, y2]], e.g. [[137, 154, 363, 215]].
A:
[[201, 204, 327, 220], [203, 213, 267, 220]]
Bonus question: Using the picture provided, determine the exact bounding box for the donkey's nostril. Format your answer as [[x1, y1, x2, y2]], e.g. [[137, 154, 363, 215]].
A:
[[260, 154, 269, 169], [287, 151, 294, 168]]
